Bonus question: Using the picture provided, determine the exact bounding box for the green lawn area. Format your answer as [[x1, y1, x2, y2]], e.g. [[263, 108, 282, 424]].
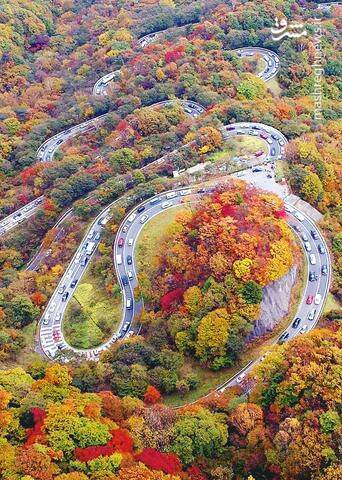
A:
[[135, 205, 192, 276], [275, 159, 288, 181], [63, 267, 122, 349], [207, 135, 266, 165], [267, 76, 282, 96], [323, 292, 340, 314]]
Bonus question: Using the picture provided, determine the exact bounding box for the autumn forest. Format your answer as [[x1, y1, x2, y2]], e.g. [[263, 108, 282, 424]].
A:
[[0, 0, 341, 479]]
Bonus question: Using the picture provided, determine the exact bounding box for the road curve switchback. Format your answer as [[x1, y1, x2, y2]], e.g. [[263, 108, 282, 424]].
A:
[[0, 43, 279, 235], [0, 23, 331, 399]]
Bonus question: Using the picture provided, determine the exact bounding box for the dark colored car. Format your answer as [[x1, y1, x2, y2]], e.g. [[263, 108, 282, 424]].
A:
[[321, 265, 328, 276], [81, 257, 88, 267], [311, 230, 319, 240], [118, 237, 124, 248], [309, 271, 318, 282], [318, 244, 326, 254], [270, 148, 276, 156], [122, 275, 128, 286], [62, 292, 69, 302], [127, 255, 132, 265], [137, 205, 145, 213], [278, 332, 290, 344], [292, 317, 301, 329], [70, 279, 78, 288]]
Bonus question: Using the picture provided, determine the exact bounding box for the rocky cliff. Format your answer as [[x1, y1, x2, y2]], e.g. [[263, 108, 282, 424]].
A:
[[249, 266, 298, 338]]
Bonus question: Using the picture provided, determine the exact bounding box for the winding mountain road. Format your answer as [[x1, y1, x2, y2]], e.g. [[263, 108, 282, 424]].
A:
[[0, 23, 332, 397], [37, 120, 331, 365], [0, 43, 278, 236]]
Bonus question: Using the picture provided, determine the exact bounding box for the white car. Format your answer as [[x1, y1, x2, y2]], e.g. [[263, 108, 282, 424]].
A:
[[122, 224, 129, 233], [166, 192, 178, 199], [236, 372, 246, 383], [314, 293, 322, 305], [279, 139, 285, 146], [140, 214, 149, 224], [55, 312, 62, 322], [127, 270, 133, 280], [308, 309, 316, 321], [127, 212, 137, 223], [309, 254, 317, 265], [161, 201, 173, 209], [285, 205, 294, 213], [43, 313, 51, 325], [300, 325, 308, 334], [294, 211, 304, 221], [302, 233, 309, 242], [128, 238, 134, 246]]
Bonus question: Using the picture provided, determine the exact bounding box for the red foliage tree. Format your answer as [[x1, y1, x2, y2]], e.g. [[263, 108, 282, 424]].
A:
[[135, 448, 181, 475], [275, 207, 286, 218], [144, 385, 162, 405], [165, 45, 185, 63], [187, 465, 207, 480], [43, 198, 56, 212], [25, 407, 46, 446], [31, 292, 46, 306], [221, 204, 236, 217], [74, 428, 133, 462], [160, 288, 184, 311]]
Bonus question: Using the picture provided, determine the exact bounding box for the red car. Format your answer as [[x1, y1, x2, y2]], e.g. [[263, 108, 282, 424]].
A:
[[260, 132, 269, 140], [118, 237, 124, 248], [306, 295, 314, 305]]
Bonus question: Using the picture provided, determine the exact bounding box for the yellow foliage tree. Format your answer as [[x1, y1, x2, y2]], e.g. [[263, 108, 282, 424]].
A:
[[233, 258, 253, 279], [195, 308, 230, 360]]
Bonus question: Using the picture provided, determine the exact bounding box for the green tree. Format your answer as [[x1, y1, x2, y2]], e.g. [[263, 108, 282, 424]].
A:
[[241, 281, 263, 304], [4, 295, 40, 328], [171, 408, 228, 465], [109, 148, 137, 173]]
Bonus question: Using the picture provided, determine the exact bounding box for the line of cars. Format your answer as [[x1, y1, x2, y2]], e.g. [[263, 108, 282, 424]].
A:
[[114, 188, 194, 339], [0, 197, 44, 236], [235, 47, 280, 81], [277, 205, 329, 345], [224, 123, 285, 161]]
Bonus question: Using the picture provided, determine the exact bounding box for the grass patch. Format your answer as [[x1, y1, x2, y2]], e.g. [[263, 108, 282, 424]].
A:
[[136, 205, 192, 277], [63, 266, 122, 349], [208, 136, 266, 165], [267, 77, 282, 96], [323, 292, 340, 314], [275, 159, 288, 182]]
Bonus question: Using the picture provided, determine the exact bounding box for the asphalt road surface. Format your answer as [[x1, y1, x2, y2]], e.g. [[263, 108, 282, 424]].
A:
[[39, 180, 331, 368], [233, 47, 280, 82]]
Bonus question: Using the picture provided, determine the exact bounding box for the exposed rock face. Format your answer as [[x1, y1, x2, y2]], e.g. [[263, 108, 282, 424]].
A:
[[249, 266, 298, 339]]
